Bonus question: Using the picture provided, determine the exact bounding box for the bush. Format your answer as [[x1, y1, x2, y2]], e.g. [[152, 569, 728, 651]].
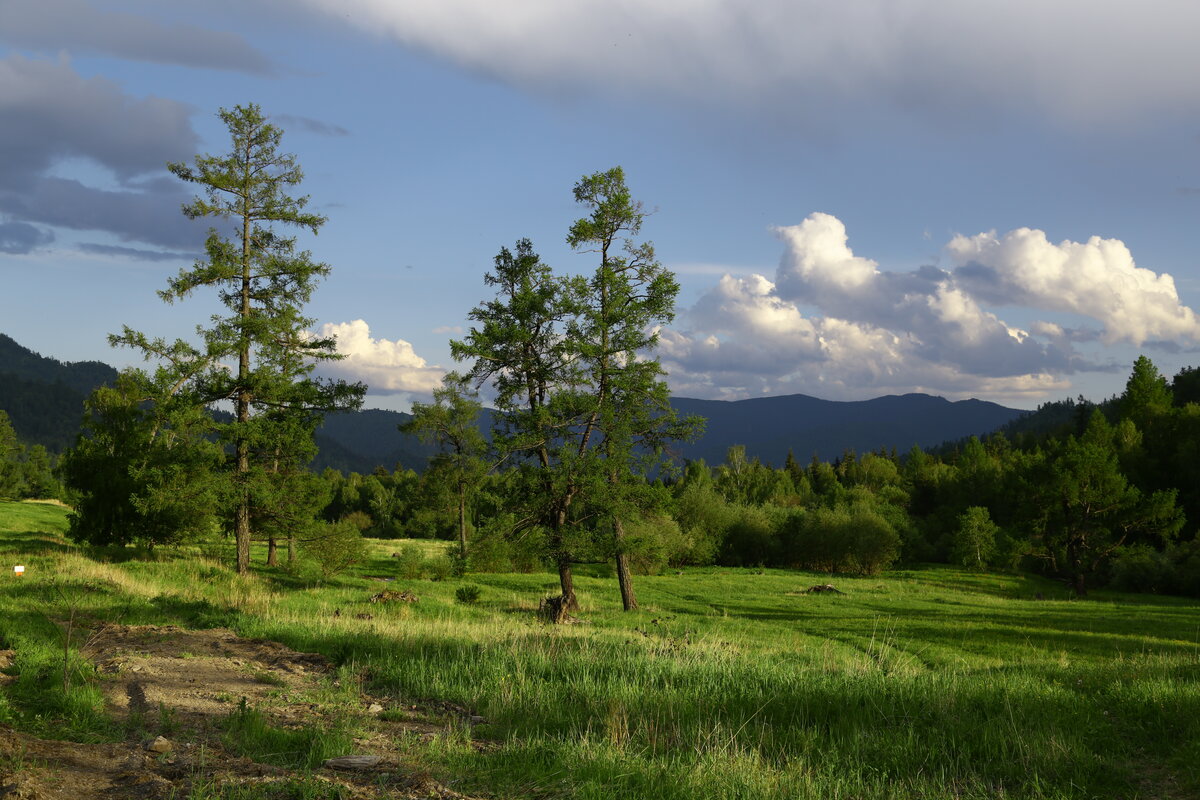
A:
[[778, 503, 900, 575], [298, 520, 367, 579], [455, 584, 482, 604], [1109, 545, 1173, 593], [622, 514, 687, 574], [392, 543, 425, 579], [424, 554, 454, 581], [341, 510, 373, 531], [718, 505, 779, 567]]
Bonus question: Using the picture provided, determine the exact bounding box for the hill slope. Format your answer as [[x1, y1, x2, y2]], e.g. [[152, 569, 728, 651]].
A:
[[0, 334, 118, 451]]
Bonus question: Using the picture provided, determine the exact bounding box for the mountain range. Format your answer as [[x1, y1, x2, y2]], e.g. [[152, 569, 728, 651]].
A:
[[0, 333, 1026, 471]]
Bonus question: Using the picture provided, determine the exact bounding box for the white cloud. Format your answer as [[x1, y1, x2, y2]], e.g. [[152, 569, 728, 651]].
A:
[[946, 228, 1200, 345], [659, 213, 1192, 402], [314, 319, 444, 396], [296, 0, 1200, 128]]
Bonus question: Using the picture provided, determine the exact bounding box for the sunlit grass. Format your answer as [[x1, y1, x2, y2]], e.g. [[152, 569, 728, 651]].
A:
[[0, 500, 1198, 799]]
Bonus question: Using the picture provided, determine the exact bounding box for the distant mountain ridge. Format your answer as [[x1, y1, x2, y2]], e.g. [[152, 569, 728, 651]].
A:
[[0, 332, 1027, 469], [671, 393, 1025, 466]]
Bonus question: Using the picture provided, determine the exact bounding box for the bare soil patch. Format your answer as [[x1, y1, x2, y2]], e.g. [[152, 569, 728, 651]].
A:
[[0, 625, 483, 799]]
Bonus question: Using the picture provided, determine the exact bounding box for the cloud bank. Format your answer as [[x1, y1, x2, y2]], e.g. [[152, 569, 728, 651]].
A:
[[0, 54, 202, 252], [1, 0, 275, 74], [298, 0, 1200, 128], [314, 320, 444, 396], [661, 214, 1200, 401]]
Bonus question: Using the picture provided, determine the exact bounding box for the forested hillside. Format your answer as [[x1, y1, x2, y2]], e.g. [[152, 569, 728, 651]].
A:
[[0, 333, 117, 451]]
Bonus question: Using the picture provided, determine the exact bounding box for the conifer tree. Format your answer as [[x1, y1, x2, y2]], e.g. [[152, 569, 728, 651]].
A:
[[113, 104, 363, 572]]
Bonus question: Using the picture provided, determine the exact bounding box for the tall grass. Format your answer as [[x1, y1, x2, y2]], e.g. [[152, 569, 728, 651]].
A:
[[1, 500, 1198, 799]]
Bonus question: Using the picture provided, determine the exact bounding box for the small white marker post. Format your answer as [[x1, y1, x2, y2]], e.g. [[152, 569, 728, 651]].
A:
[[12, 566, 24, 578]]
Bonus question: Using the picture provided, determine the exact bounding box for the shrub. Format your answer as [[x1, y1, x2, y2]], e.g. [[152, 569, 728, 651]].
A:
[[622, 514, 687, 574], [778, 503, 899, 575], [392, 543, 425, 579], [718, 505, 778, 567], [674, 482, 738, 565], [424, 554, 453, 581], [341, 510, 373, 531], [455, 584, 482, 604], [299, 520, 367, 579]]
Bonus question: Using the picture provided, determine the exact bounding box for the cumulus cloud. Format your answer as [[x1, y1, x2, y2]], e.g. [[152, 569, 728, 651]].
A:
[[1, 0, 275, 74], [0, 55, 201, 250], [661, 213, 1185, 402], [314, 320, 445, 396], [296, 0, 1200, 128], [947, 227, 1200, 345]]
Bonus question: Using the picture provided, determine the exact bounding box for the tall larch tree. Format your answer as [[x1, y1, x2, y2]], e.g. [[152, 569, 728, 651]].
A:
[[568, 166, 699, 611], [116, 104, 363, 573]]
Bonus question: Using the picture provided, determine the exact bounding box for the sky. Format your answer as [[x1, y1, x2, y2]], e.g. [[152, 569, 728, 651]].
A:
[[2, 0, 1200, 411]]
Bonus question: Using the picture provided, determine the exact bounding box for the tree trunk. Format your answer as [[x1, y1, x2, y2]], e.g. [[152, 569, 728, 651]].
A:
[[1067, 535, 1088, 597], [551, 502, 578, 610], [457, 483, 468, 559], [613, 516, 638, 611], [558, 555, 578, 611], [235, 434, 251, 574], [266, 535, 278, 567], [287, 535, 296, 565], [235, 169, 253, 576]]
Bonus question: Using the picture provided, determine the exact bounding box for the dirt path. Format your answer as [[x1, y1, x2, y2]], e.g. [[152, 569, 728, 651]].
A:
[[0, 625, 483, 799]]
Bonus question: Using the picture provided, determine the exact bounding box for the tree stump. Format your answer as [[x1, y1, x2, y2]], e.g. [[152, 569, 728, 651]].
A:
[[538, 595, 579, 624]]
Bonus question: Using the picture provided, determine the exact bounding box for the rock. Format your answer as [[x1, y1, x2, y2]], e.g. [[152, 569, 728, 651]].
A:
[[468, 715, 489, 725], [366, 703, 384, 714], [145, 735, 174, 754], [323, 755, 382, 770], [802, 584, 845, 595]]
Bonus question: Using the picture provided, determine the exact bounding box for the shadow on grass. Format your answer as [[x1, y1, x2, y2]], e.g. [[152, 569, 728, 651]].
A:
[[0, 529, 78, 557]]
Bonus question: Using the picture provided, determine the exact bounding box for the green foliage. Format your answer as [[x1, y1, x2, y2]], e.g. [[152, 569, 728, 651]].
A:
[[619, 514, 687, 574], [455, 584, 482, 604], [403, 373, 488, 558], [0, 410, 22, 500], [19, 444, 58, 499], [779, 503, 900, 575], [391, 543, 426, 579], [297, 520, 366, 579], [58, 370, 224, 548], [109, 103, 364, 572], [671, 479, 737, 565], [951, 506, 999, 569], [1034, 410, 1183, 595]]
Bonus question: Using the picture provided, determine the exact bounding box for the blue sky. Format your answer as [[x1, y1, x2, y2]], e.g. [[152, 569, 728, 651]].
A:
[[2, 0, 1199, 410]]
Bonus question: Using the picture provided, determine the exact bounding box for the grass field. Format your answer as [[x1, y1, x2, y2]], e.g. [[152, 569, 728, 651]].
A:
[[1, 499, 1198, 799]]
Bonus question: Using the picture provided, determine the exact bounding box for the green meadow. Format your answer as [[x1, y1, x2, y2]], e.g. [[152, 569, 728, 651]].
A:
[[1, 499, 1197, 799]]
